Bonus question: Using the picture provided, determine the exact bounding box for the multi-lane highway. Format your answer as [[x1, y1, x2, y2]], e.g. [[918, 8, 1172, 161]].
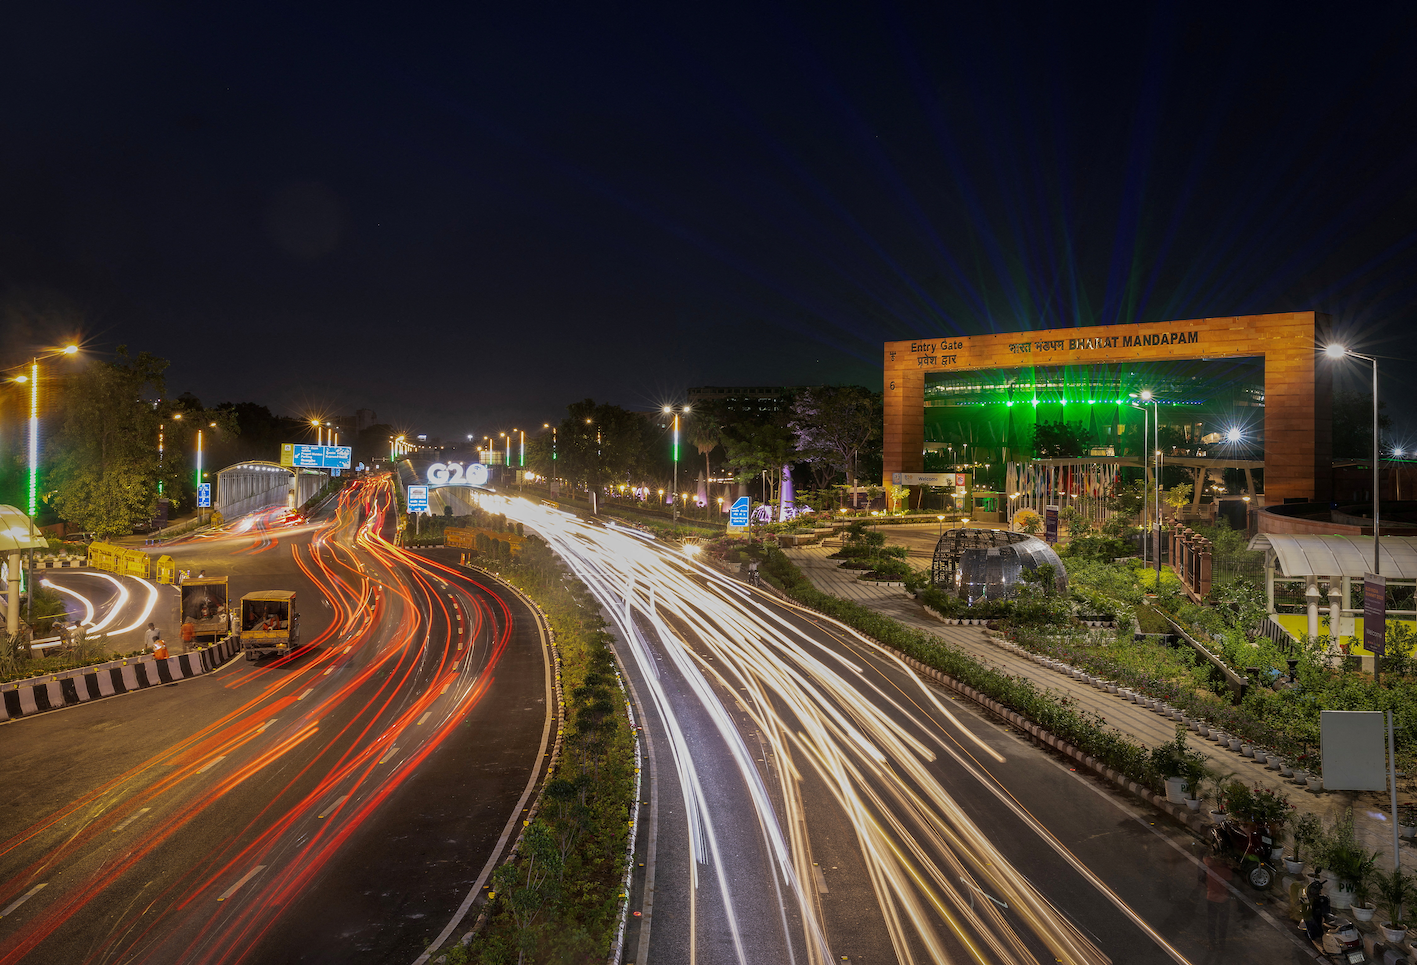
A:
[[0, 478, 551, 965], [488, 495, 1298, 965]]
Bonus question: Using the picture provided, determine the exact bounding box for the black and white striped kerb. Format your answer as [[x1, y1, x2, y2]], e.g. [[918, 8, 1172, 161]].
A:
[[33, 557, 90, 569], [0, 637, 241, 722]]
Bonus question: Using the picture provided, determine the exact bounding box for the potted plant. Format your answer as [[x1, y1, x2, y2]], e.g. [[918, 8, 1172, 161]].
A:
[[1287, 812, 1321, 875], [1320, 809, 1374, 910], [1249, 786, 1293, 859], [1351, 875, 1377, 923], [1401, 804, 1417, 841], [1179, 756, 1209, 811], [1150, 724, 1195, 805], [1374, 866, 1414, 944]]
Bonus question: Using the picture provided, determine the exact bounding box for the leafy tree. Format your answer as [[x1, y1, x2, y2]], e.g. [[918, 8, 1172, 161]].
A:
[[788, 386, 880, 496], [1029, 421, 1091, 458], [554, 399, 655, 510], [721, 420, 795, 506], [49, 349, 168, 539]]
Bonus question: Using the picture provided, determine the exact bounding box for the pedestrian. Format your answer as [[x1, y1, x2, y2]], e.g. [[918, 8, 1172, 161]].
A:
[[178, 569, 188, 585], [197, 569, 205, 579], [1201, 849, 1233, 948], [144, 622, 160, 650], [181, 617, 196, 652], [152, 635, 168, 660]]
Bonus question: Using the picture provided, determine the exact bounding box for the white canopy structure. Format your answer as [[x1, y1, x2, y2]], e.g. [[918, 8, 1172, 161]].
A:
[[1248, 533, 1417, 650], [0, 504, 50, 635]]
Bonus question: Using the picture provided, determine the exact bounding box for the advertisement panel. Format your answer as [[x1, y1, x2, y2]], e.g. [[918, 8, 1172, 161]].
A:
[[1364, 573, 1387, 656], [1044, 505, 1059, 544]]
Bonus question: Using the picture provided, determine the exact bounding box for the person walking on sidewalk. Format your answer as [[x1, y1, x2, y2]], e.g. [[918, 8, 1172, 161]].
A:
[[144, 622, 160, 651]]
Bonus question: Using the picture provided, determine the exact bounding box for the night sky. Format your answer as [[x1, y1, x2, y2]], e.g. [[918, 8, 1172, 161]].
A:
[[3, 3, 1415, 442]]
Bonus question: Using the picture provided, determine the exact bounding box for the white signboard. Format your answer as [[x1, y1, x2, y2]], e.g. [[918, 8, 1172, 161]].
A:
[[407, 486, 429, 513], [1320, 710, 1387, 791], [891, 472, 954, 486], [427, 462, 489, 486]]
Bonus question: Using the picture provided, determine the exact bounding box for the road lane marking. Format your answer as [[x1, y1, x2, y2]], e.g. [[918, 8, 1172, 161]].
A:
[[440, 682, 452, 695], [113, 808, 151, 833], [417, 712, 432, 725], [0, 884, 46, 917], [217, 865, 266, 901], [323, 667, 333, 675], [378, 746, 398, 764], [258, 718, 277, 733], [298, 688, 314, 700], [197, 756, 225, 774], [812, 866, 829, 893], [317, 795, 348, 819]]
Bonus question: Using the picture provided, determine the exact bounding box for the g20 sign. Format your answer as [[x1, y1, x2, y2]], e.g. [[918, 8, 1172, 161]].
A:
[[427, 462, 489, 486]]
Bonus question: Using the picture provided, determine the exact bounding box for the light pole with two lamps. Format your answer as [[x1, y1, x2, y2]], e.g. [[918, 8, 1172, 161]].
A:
[[663, 404, 690, 529]]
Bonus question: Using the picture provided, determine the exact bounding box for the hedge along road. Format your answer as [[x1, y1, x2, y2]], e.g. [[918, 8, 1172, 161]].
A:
[[486, 497, 1300, 965], [0, 477, 553, 965]]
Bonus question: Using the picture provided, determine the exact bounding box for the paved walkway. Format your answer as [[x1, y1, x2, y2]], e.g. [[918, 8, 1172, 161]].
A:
[[784, 542, 1415, 876]]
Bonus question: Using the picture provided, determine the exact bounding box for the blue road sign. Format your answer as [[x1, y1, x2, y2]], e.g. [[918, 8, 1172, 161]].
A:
[[288, 444, 353, 469], [727, 495, 750, 534], [407, 485, 429, 513], [197, 483, 211, 508]]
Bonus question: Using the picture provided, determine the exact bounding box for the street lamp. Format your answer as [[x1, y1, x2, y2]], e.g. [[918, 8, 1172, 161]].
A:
[[11, 345, 79, 519], [937, 514, 946, 537], [663, 404, 690, 528], [1326, 344, 1381, 577], [1009, 492, 1019, 531], [1129, 390, 1161, 577]]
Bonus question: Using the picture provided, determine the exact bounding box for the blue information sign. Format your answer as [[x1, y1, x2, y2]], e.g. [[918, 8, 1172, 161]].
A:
[[197, 483, 211, 508], [407, 486, 429, 513], [727, 495, 750, 534], [286, 444, 353, 469]]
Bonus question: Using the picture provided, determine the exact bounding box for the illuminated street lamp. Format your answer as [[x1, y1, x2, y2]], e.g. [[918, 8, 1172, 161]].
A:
[[1325, 343, 1381, 577], [663, 404, 690, 527], [12, 344, 79, 519]]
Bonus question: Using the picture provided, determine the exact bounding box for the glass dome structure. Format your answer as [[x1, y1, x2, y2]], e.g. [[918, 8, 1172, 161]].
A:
[[929, 529, 1067, 603]]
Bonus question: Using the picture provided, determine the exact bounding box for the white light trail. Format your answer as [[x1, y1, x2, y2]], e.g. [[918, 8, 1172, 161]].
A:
[[482, 492, 1139, 965]]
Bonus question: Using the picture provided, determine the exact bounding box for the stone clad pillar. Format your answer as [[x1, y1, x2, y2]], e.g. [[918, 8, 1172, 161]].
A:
[[1328, 581, 1344, 648], [1306, 575, 1321, 640]]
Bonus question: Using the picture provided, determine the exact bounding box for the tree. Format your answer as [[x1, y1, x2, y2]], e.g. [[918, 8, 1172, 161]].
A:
[[48, 349, 168, 539], [554, 400, 655, 510], [721, 420, 795, 506], [1029, 421, 1091, 458], [788, 386, 880, 496]]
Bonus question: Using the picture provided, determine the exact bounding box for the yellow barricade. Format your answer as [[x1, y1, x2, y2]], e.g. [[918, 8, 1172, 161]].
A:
[[155, 555, 176, 584], [90, 542, 153, 580]]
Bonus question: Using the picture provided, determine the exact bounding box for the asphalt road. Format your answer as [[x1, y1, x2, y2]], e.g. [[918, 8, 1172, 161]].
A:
[[0, 480, 552, 965], [489, 497, 1318, 965]]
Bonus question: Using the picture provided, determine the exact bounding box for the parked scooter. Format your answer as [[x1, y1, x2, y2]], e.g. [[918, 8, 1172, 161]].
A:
[[1299, 874, 1370, 964], [1207, 815, 1278, 889]]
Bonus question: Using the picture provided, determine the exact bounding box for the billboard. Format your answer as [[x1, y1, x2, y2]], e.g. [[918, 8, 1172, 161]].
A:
[[280, 444, 353, 469], [1364, 573, 1387, 656]]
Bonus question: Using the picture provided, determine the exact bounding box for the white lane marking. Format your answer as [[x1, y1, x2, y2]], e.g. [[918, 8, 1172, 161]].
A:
[[317, 795, 348, 819], [217, 865, 266, 901], [258, 718, 278, 733], [343, 646, 351, 654], [323, 667, 333, 675], [197, 756, 225, 774], [0, 884, 46, 917], [298, 688, 314, 700], [440, 682, 452, 695], [812, 866, 829, 894], [113, 808, 151, 833], [417, 712, 432, 725], [378, 745, 398, 764]]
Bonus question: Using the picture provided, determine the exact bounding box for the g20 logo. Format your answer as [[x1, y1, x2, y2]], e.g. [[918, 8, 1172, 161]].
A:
[[428, 462, 489, 486]]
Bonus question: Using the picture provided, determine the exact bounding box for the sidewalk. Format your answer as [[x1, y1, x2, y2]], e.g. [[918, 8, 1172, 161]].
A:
[[783, 543, 1415, 875]]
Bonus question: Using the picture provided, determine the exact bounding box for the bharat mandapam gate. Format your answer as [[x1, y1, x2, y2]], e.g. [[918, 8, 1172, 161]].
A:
[[883, 311, 1332, 505]]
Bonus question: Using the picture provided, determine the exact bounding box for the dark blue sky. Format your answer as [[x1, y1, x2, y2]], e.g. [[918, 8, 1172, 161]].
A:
[[2, 2, 1414, 441]]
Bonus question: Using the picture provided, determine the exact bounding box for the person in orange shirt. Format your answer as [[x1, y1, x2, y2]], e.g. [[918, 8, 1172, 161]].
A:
[[180, 618, 196, 652]]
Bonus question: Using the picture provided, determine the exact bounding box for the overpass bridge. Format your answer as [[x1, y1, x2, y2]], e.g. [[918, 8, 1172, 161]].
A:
[[216, 461, 330, 520]]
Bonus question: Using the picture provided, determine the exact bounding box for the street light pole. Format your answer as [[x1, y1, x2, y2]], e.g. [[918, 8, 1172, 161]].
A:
[[1326, 346, 1381, 576], [663, 405, 690, 529]]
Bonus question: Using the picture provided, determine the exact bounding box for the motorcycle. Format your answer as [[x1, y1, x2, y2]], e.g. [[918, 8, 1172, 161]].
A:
[[1207, 816, 1277, 889], [1298, 875, 1370, 963]]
